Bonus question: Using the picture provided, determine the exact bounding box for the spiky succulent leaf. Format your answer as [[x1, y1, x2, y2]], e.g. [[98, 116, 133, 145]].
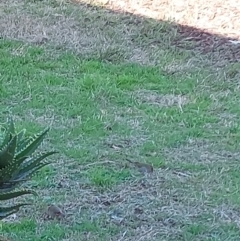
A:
[[7, 117, 15, 135], [0, 190, 36, 200], [0, 203, 31, 219], [0, 135, 17, 169], [15, 128, 50, 160], [0, 117, 15, 151], [16, 137, 31, 154], [0, 183, 16, 193], [0, 156, 27, 184], [0, 153, 55, 191], [0, 118, 57, 220], [18, 152, 57, 176], [0, 180, 27, 193], [14, 162, 51, 182], [16, 129, 26, 143], [0, 126, 5, 145]]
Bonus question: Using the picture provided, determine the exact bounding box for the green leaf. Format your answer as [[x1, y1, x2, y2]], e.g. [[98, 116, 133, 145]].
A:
[[14, 162, 51, 181], [0, 203, 31, 219], [19, 151, 57, 175], [12, 151, 56, 181], [17, 129, 26, 143], [0, 179, 26, 193], [0, 183, 16, 193], [0, 117, 15, 151], [16, 136, 32, 154], [0, 156, 27, 185], [8, 117, 15, 135], [0, 190, 36, 200], [0, 135, 17, 169], [0, 118, 58, 220], [15, 128, 50, 159]]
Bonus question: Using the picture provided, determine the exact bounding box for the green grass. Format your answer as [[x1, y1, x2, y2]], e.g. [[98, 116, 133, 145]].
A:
[[1, 24, 240, 241]]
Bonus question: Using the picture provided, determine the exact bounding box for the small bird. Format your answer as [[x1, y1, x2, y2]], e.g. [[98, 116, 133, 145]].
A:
[[47, 204, 65, 219], [126, 159, 153, 174]]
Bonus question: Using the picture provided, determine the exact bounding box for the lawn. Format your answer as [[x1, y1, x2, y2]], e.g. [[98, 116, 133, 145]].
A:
[[1, 1, 240, 241]]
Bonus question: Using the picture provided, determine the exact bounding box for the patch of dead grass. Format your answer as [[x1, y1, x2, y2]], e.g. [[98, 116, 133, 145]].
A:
[[163, 138, 240, 165], [135, 90, 189, 108], [0, 2, 153, 64], [41, 165, 210, 240], [213, 204, 240, 227]]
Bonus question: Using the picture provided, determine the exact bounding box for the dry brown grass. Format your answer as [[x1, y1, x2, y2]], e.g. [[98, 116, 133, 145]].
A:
[[135, 90, 189, 108]]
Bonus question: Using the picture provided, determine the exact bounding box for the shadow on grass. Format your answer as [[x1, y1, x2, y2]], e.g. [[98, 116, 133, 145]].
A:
[[1, 0, 240, 72], [71, 0, 240, 66]]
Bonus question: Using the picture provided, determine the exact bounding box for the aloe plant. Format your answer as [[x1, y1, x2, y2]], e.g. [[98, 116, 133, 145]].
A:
[[0, 118, 57, 219]]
